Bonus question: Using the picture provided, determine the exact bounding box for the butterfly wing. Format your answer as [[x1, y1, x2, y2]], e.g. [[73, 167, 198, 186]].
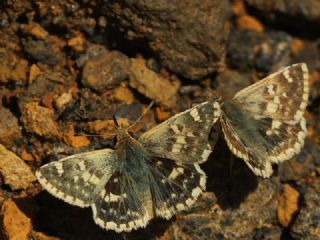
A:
[[36, 148, 117, 207], [147, 157, 206, 219], [233, 63, 309, 122], [138, 101, 221, 164], [221, 63, 309, 177], [92, 170, 153, 232]]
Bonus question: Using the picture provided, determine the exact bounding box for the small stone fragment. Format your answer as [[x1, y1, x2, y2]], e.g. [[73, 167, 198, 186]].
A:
[[0, 144, 36, 190], [22, 38, 65, 66], [155, 107, 170, 122], [1, 199, 32, 240], [21, 147, 35, 162], [277, 184, 300, 227], [84, 118, 130, 138], [54, 91, 73, 110], [21, 22, 49, 40], [20, 102, 60, 138], [130, 58, 180, 109], [0, 108, 22, 147], [63, 127, 90, 149], [113, 86, 135, 104], [0, 48, 28, 84], [67, 34, 85, 52], [81, 51, 131, 92], [28, 64, 42, 85], [236, 15, 264, 32]]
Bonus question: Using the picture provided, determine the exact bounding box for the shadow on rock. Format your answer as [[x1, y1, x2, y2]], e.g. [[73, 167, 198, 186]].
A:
[[203, 137, 259, 209]]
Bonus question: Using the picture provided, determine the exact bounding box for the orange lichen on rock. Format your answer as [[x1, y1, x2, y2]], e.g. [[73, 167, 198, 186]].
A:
[[278, 184, 300, 227]]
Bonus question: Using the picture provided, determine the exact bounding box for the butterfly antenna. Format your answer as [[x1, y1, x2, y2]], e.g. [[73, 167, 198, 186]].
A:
[[128, 101, 154, 130]]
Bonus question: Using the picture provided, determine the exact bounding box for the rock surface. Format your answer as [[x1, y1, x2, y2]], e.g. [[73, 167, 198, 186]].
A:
[[0, 144, 36, 190], [101, 0, 231, 80]]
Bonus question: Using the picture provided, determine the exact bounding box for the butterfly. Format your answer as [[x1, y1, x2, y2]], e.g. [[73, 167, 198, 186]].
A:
[[36, 100, 221, 232], [219, 63, 309, 178]]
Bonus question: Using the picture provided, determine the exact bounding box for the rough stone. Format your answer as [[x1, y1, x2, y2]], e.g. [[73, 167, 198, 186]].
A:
[[0, 48, 28, 84], [245, 0, 320, 35], [81, 51, 131, 92], [0, 144, 36, 190], [101, 0, 231, 80], [130, 58, 180, 109], [0, 108, 22, 147], [228, 29, 292, 72], [291, 178, 320, 239], [20, 102, 60, 138], [1, 199, 32, 240], [22, 38, 65, 66]]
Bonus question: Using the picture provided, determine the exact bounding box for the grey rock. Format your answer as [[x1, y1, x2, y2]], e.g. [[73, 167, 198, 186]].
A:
[[100, 0, 231, 80], [291, 178, 320, 240], [81, 50, 130, 92], [228, 29, 292, 72]]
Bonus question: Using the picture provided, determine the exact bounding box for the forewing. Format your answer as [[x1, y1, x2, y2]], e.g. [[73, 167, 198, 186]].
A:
[[233, 63, 309, 123], [92, 171, 153, 232], [36, 148, 117, 207], [139, 101, 221, 164], [147, 157, 206, 219]]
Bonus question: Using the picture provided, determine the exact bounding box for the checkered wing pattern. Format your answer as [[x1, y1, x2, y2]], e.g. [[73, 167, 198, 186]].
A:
[[139, 101, 221, 164], [221, 63, 309, 177], [36, 149, 117, 207]]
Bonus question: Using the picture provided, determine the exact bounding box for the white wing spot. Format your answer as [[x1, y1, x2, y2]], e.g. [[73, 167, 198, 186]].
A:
[[191, 187, 202, 197], [266, 102, 278, 113], [273, 96, 280, 104], [78, 161, 86, 171], [283, 69, 293, 83], [55, 162, 64, 176], [176, 136, 186, 144], [267, 85, 275, 95], [82, 172, 91, 181], [168, 167, 184, 180], [171, 125, 180, 134], [272, 120, 282, 129], [190, 108, 201, 122]]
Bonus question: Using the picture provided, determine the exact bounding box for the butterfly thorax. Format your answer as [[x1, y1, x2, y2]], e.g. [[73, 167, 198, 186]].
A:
[[114, 127, 150, 175]]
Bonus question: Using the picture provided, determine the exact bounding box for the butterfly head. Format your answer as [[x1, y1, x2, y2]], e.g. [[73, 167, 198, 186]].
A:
[[211, 90, 222, 104], [113, 116, 133, 146]]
